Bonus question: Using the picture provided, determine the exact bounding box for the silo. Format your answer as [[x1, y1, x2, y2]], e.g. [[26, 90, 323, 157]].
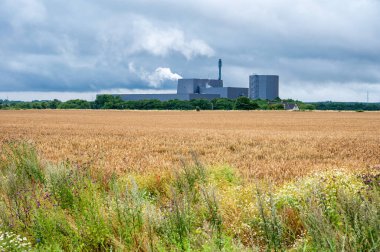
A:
[[249, 75, 279, 100]]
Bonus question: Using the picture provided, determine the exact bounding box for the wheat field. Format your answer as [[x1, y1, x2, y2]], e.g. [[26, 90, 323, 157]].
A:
[[1, 110, 379, 182]]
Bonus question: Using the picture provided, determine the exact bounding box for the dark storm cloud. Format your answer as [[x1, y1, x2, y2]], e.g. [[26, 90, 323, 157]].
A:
[[0, 0, 380, 101]]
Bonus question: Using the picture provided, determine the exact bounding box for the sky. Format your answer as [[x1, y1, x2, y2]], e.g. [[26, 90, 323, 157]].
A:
[[0, 0, 379, 102]]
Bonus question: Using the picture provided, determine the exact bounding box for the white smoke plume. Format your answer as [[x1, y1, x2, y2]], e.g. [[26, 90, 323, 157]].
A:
[[145, 67, 182, 88], [128, 63, 182, 88]]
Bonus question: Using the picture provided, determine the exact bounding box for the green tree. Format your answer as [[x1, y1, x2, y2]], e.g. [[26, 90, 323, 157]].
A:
[[58, 99, 91, 109], [299, 104, 316, 110], [94, 95, 125, 109], [126, 99, 163, 110], [234, 97, 258, 110], [163, 100, 193, 110], [94, 95, 115, 109], [103, 97, 125, 109], [31, 102, 43, 109], [212, 98, 235, 110], [190, 99, 212, 110], [269, 103, 284, 110], [48, 99, 62, 109]]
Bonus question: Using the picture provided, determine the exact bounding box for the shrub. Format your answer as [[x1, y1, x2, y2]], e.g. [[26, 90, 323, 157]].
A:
[[234, 97, 258, 110], [48, 164, 75, 209], [110, 179, 144, 250], [0, 142, 45, 229], [30, 209, 81, 250], [274, 170, 380, 251]]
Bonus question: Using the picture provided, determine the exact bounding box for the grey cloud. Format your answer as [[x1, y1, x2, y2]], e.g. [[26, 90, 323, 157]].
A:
[[1, 0, 47, 27], [96, 15, 214, 63], [0, 0, 379, 101]]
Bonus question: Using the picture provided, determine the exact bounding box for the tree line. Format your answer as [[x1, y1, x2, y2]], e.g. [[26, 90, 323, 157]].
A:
[[312, 102, 380, 111], [0, 95, 319, 111]]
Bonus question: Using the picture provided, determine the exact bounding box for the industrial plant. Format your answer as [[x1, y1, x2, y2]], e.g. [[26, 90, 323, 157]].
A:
[[114, 60, 279, 101]]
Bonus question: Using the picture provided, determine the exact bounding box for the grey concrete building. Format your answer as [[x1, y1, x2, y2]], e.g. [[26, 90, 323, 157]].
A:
[[249, 75, 279, 100], [177, 79, 223, 94], [115, 78, 248, 101], [116, 93, 220, 101], [199, 87, 248, 99]]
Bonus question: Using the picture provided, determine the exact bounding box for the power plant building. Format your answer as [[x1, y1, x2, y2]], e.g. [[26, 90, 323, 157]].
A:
[[249, 75, 279, 100], [116, 78, 248, 101], [111, 60, 278, 101]]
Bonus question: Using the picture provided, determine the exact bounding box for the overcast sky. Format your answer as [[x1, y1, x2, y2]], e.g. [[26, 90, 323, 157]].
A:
[[1, 0, 379, 102]]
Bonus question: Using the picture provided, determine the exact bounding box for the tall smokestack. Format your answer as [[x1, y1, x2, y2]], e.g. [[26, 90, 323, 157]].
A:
[[218, 59, 222, 80]]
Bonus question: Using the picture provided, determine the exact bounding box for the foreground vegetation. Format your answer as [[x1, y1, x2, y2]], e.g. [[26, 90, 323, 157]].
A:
[[1, 142, 379, 251]]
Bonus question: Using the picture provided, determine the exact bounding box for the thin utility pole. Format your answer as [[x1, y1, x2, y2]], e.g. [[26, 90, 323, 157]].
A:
[[367, 91, 369, 103]]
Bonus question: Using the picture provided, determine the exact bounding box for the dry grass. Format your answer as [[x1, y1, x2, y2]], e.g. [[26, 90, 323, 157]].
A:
[[0, 110, 379, 182]]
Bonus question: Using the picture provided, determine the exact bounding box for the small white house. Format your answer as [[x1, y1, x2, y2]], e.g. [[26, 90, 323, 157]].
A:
[[283, 103, 300, 111]]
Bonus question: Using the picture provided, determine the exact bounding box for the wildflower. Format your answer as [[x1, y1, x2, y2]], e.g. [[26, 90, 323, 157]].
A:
[[0, 231, 32, 251]]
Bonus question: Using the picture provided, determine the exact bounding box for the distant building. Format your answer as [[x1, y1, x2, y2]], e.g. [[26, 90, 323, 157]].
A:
[[177, 79, 223, 94], [199, 87, 248, 99], [249, 75, 279, 100], [115, 78, 248, 101], [115, 93, 220, 102], [107, 60, 278, 101], [283, 103, 299, 111]]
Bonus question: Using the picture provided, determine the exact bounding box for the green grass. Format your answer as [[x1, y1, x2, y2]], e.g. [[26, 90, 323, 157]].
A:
[[0, 142, 379, 251]]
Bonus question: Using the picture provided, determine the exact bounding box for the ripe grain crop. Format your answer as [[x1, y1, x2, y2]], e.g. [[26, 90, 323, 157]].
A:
[[0, 110, 379, 182]]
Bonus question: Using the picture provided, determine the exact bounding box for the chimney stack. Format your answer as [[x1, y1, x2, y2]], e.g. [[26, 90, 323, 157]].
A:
[[218, 59, 222, 80]]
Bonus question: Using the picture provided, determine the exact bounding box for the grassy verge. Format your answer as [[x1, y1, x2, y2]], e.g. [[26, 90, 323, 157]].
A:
[[0, 142, 379, 251]]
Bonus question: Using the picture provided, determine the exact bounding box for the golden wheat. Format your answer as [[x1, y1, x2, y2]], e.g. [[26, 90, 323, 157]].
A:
[[0, 110, 379, 182]]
